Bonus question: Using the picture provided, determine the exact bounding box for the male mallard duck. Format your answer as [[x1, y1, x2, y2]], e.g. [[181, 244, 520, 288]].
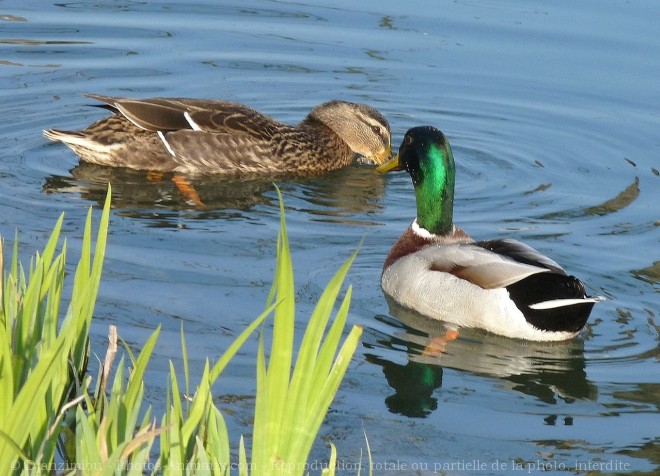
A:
[[377, 126, 601, 341], [43, 94, 392, 175]]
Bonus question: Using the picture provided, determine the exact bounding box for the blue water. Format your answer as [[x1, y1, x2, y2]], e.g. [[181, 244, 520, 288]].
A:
[[1, 0, 658, 474]]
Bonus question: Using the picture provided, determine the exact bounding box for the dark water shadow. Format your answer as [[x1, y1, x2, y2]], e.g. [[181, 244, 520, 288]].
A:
[[364, 297, 597, 419]]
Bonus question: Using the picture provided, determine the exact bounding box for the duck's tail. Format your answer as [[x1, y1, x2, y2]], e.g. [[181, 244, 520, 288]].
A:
[[529, 295, 605, 310], [43, 128, 83, 143]]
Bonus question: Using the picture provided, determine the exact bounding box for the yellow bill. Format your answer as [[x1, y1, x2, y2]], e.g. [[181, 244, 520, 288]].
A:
[[369, 145, 393, 165], [376, 153, 403, 173]]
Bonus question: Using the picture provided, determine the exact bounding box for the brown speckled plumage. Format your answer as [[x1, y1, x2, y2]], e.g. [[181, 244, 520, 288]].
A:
[[43, 94, 392, 175]]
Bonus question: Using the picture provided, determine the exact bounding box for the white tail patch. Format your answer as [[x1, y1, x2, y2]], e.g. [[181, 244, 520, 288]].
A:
[[43, 130, 119, 153], [529, 296, 604, 310], [184, 112, 203, 131], [157, 131, 176, 157]]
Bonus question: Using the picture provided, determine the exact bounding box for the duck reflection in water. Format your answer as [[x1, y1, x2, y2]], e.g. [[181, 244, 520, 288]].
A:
[[365, 354, 443, 418], [42, 161, 386, 223], [364, 297, 598, 419]]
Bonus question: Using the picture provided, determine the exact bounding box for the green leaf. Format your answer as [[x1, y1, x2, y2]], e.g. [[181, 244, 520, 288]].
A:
[[124, 326, 160, 415], [308, 325, 363, 436], [209, 301, 276, 383], [75, 405, 101, 467], [0, 329, 69, 472], [321, 443, 337, 476], [180, 323, 190, 404], [206, 406, 230, 475], [181, 360, 211, 449], [193, 435, 212, 476], [168, 360, 183, 432], [262, 185, 296, 466], [239, 436, 248, 476], [283, 248, 358, 453], [251, 329, 268, 472]]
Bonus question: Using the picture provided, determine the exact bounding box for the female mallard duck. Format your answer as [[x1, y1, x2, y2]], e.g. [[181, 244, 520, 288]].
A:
[[43, 94, 392, 175], [377, 126, 601, 341]]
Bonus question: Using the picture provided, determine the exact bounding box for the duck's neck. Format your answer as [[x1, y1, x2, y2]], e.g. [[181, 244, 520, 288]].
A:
[[414, 144, 455, 236], [298, 116, 353, 169]]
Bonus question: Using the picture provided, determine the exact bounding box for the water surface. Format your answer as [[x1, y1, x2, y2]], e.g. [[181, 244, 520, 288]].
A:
[[1, 0, 658, 474]]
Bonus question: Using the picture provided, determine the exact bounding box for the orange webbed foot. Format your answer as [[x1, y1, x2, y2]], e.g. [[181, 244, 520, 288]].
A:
[[172, 175, 206, 208], [422, 329, 459, 357]]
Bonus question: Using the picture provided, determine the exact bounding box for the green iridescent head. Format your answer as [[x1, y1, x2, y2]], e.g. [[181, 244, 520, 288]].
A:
[[377, 126, 455, 235]]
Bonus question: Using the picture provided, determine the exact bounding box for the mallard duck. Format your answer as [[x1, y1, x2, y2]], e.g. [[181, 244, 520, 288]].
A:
[[43, 94, 392, 175], [377, 126, 601, 341]]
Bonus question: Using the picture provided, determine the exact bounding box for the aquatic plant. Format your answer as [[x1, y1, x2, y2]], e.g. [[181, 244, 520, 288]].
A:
[[0, 189, 109, 475], [0, 186, 363, 475]]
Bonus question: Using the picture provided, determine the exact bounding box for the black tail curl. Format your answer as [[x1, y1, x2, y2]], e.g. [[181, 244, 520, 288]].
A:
[[506, 273, 593, 333]]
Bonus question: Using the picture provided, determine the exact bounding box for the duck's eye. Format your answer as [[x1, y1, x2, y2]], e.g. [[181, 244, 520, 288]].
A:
[[371, 125, 380, 135], [404, 135, 413, 145]]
